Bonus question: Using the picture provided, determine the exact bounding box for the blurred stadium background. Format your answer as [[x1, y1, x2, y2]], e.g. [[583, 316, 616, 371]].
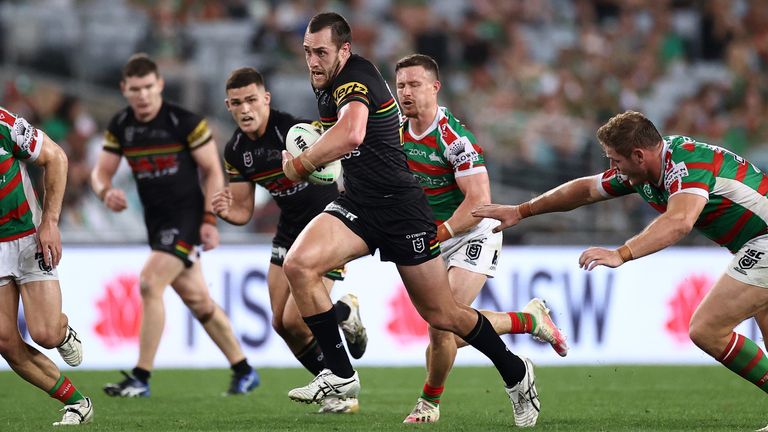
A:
[[6, 0, 768, 246]]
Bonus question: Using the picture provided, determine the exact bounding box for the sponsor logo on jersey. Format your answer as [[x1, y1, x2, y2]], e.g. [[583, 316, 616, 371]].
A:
[[428, 153, 442, 163], [738, 248, 764, 270], [0, 148, 8, 156], [333, 82, 369, 105], [12, 118, 34, 153], [642, 184, 653, 198], [408, 148, 427, 158], [243, 151, 253, 167], [664, 160, 689, 191]]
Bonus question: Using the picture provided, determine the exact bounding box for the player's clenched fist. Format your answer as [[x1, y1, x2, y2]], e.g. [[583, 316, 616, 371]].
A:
[[103, 188, 128, 212], [212, 188, 233, 219]]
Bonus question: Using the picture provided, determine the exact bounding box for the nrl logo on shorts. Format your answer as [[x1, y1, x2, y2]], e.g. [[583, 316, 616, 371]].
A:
[[739, 248, 764, 270], [243, 151, 253, 167], [466, 243, 482, 260], [412, 238, 425, 253], [160, 228, 179, 246]]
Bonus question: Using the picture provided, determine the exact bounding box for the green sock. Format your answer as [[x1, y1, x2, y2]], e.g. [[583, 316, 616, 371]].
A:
[[48, 376, 85, 404], [717, 332, 768, 393]]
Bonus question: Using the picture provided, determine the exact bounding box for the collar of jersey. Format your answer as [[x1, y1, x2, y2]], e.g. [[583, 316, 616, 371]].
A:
[[408, 107, 444, 141]]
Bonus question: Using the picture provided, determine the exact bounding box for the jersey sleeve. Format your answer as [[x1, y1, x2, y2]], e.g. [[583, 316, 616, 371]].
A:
[[185, 117, 213, 150], [438, 114, 486, 178], [103, 115, 123, 155], [0, 108, 44, 162], [663, 145, 713, 200], [595, 168, 635, 197], [223, 133, 247, 183], [331, 66, 376, 112], [224, 159, 247, 183]]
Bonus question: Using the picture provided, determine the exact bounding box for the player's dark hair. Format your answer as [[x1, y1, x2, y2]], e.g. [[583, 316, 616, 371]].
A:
[[597, 111, 663, 157], [307, 12, 352, 48], [226, 67, 265, 91], [395, 54, 440, 80], [122, 53, 159, 79]]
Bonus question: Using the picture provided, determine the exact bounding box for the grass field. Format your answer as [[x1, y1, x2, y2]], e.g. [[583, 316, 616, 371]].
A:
[[0, 365, 765, 431]]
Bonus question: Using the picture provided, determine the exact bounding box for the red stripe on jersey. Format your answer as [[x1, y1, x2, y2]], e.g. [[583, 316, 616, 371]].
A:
[[736, 162, 748, 182], [0, 171, 22, 200], [379, 98, 395, 109], [0, 199, 30, 225], [682, 143, 695, 152], [407, 159, 452, 176], [425, 184, 459, 196], [28, 131, 39, 154], [715, 210, 755, 246], [697, 198, 731, 227], [0, 108, 16, 128], [758, 176, 768, 195], [0, 227, 36, 242], [404, 133, 439, 150], [680, 182, 710, 192], [685, 162, 712, 170], [0, 156, 15, 173], [712, 150, 724, 174], [319, 116, 337, 121]]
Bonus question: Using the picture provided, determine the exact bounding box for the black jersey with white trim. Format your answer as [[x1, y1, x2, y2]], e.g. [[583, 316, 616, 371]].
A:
[[104, 102, 209, 211], [315, 54, 423, 207], [224, 109, 338, 228]]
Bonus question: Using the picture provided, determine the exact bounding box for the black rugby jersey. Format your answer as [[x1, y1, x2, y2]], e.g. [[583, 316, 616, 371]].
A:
[[104, 102, 209, 211], [315, 54, 423, 206], [224, 109, 338, 230]]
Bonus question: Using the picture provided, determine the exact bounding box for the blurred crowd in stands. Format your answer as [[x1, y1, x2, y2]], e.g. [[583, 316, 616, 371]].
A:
[[2, 0, 768, 245]]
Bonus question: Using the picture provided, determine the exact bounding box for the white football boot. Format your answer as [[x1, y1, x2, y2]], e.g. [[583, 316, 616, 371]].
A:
[[403, 398, 440, 423], [338, 293, 368, 359], [318, 397, 360, 414], [523, 298, 569, 357], [53, 397, 93, 426], [288, 368, 360, 404], [505, 357, 540, 427], [56, 326, 83, 367]]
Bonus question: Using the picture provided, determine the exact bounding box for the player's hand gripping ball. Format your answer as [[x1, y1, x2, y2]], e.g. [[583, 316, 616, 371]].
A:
[[285, 123, 341, 185]]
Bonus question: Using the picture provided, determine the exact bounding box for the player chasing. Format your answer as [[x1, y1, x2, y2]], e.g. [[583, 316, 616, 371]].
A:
[[212, 67, 367, 413], [0, 106, 93, 425], [395, 53, 568, 423], [91, 54, 258, 398], [474, 110, 768, 429], [281, 12, 543, 427]]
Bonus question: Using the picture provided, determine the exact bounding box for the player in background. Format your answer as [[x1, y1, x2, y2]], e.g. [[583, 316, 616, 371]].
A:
[[91, 54, 258, 398], [281, 12, 541, 427], [396, 54, 568, 423], [212, 67, 367, 413], [0, 106, 93, 425], [474, 110, 768, 429]]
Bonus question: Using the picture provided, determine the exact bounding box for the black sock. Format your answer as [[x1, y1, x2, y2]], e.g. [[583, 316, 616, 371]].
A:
[[132, 367, 151, 383], [230, 359, 252, 376], [303, 307, 354, 378], [334, 300, 351, 323], [295, 338, 327, 375], [461, 310, 526, 387]]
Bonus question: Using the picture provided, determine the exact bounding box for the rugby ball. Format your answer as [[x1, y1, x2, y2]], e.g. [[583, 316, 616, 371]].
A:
[[285, 123, 341, 185]]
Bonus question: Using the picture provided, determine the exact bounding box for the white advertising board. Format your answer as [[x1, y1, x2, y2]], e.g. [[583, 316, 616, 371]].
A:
[[6, 245, 757, 370]]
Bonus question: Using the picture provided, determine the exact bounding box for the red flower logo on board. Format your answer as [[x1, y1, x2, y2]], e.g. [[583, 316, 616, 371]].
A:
[[386, 284, 429, 345], [94, 273, 143, 348], [665, 274, 713, 344]]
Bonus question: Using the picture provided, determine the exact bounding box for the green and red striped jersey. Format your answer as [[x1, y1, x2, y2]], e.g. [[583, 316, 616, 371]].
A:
[[597, 135, 768, 252], [0, 107, 44, 242], [402, 107, 486, 222]]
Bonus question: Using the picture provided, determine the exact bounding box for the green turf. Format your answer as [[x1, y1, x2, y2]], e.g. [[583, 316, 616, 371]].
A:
[[0, 365, 765, 431]]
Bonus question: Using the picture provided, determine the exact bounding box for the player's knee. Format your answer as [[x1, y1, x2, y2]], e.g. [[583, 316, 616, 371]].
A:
[[282, 254, 314, 286], [0, 333, 18, 356], [688, 318, 714, 350], [428, 326, 454, 347], [28, 326, 64, 349], [139, 275, 161, 299], [271, 315, 287, 337], [188, 297, 216, 324], [422, 312, 455, 333]]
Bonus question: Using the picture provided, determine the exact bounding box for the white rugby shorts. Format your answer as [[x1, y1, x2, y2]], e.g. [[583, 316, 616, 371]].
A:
[[440, 217, 502, 277], [0, 233, 58, 286], [727, 234, 768, 288]]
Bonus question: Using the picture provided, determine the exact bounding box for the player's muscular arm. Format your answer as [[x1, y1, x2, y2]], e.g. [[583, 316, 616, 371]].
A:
[[579, 192, 706, 270], [33, 133, 67, 267], [472, 175, 609, 232], [212, 182, 255, 225], [304, 101, 368, 165], [191, 140, 225, 213], [446, 172, 491, 235], [91, 150, 127, 212]]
